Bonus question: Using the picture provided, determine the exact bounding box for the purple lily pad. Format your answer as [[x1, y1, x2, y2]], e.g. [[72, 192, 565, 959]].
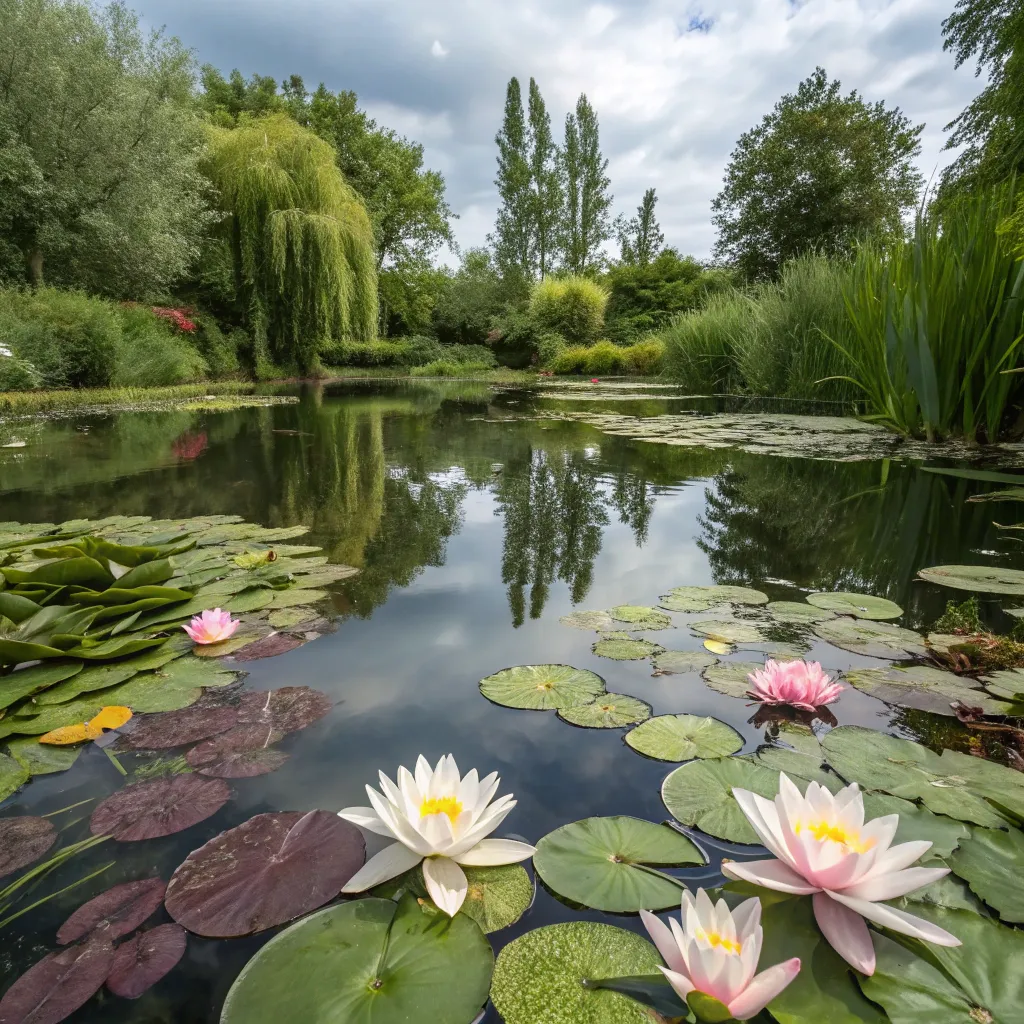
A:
[[164, 810, 365, 937], [57, 878, 166, 945], [0, 936, 113, 1024], [235, 686, 332, 734], [105, 923, 187, 999], [233, 633, 308, 661], [0, 817, 57, 879], [185, 725, 288, 778], [90, 776, 230, 842], [125, 706, 238, 751]]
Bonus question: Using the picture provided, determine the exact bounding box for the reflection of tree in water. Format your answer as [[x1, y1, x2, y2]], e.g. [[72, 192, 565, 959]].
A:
[[611, 471, 655, 545]]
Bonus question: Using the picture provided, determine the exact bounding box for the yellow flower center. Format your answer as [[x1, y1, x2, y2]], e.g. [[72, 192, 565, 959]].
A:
[[796, 819, 874, 855], [420, 796, 463, 822], [696, 930, 742, 955]]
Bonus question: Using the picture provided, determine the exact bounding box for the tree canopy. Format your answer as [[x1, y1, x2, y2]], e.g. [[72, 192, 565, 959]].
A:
[[712, 67, 923, 280], [616, 188, 665, 267]]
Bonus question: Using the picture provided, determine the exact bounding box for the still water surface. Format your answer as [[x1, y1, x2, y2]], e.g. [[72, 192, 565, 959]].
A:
[[0, 379, 1019, 1021]]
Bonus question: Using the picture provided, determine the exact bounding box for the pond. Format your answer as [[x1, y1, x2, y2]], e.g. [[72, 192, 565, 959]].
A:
[[0, 378, 1022, 1023]]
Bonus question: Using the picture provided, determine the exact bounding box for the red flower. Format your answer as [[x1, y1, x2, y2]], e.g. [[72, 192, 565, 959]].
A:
[[152, 307, 198, 333]]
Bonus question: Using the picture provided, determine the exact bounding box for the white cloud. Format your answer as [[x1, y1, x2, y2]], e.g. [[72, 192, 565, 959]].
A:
[[431, 39, 449, 58]]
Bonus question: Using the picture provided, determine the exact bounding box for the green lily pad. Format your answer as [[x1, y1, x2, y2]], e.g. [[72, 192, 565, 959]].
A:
[[821, 725, 1024, 828], [191, 635, 258, 658], [592, 638, 664, 660], [651, 650, 718, 675], [701, 661, 762, 698], [845, 664, 1011, 717], [659, 592, 722, 613], [608, 606, 672, 630], [557, 694, 651, 728], [267, 589, 327, 610], [534, 816, 702, 912], [900, 872, 988, 914], [980, 668, 1024, 700], [0, 752, 28, 802], [917, 564, 1024, 595], [0, 662, 83, 711], [490, 922, 662, 1024], [813, 618, 927, 658], [806, 591, 903, 620], [32, 662, 141, 706], [947, 826, 1024, 922], [6, 738, 82, 776], [224, 590, 274, 614], [220, 895, 493, 1024], [625, 714, 743, 762], [864, 794, 970, 861], [664, 585, 769, 608], [479, 665, 606, 710], [266, 608, 311, 630], [558, 610, 616, 631], [766, 601, 836, 624], [690, 619, 767, 644]]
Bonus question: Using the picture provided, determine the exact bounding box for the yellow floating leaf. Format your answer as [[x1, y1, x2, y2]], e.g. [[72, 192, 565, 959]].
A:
[[89, 706, 133, 730], [39, 722, 102, 746], [704, 639, 734, 655]]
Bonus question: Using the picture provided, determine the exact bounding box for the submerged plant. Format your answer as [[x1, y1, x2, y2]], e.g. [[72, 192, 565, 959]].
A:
[[934, 596, 982, 634], [723, 773, 960, 975], [746, 659, 844, 711], [338, 754, 535, 915]]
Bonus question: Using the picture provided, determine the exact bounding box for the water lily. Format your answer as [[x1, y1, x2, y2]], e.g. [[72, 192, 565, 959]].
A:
[[641, 890, 800, 1020], [339, 754, 535, 915], [747, 659, 843, 711], [722, 773, 960, 975], [182, 608, 239, 645]]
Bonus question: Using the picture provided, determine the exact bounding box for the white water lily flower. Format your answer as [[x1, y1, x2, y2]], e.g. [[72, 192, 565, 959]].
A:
[[641, 890, 800, 1020], [722, 773, 961, 975], [339, 754, 535, 916]]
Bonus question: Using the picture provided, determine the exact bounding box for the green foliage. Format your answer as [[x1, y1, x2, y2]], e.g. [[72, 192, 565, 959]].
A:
[[536, 332, 566, 366], [0, 355, 40, 391], [934, 596, 982, 634], [615, 188, 664, 267], [323, 337, 495, 370], [0, 0, 210, 295], [840, 183, 1024, 441], [431, 250, 510, 346], [191, 315, 241, 377], [530, 276, 608, 345], [409, 359, 494, 377], [489, 305, 540, 368], [491, 77, 533, 289], [713, 67, 924, 280], [561, 94, 613, 275], [203, 114, 377, 374], [549, 339, 664, 375], [527, 78, 563, 279], [624, 338, 665, 375], [112, 306, 207, 388]]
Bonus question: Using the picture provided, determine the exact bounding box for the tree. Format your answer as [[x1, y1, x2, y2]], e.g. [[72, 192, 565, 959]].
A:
[[527, 79, 562, 278], [203, 115, 377, 373], [561, 94, 612, 275], [940, 0, 1024, 197], [431, 248, 509, 345], [615, 188, 665, 266], [712, 67, 924, 280], [0, 0, 210, 295], [490, 77, 533, 290]]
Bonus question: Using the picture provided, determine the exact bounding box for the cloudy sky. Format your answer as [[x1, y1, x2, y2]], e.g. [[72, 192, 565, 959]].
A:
[[133, 0, 984, 264]]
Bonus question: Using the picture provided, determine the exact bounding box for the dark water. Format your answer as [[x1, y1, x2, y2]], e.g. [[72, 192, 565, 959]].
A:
[[0, 379, 1020, 1022]]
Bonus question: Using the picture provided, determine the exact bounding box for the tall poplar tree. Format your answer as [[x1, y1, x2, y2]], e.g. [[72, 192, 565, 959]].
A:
[[527, 78, 562, 278], [490, 78, 532, 288], [560, 94, 612, 274], [616, 188, 665, 266]]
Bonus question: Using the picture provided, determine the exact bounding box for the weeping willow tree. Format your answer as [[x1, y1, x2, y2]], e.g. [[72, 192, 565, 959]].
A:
[[204, 115, 377, 372]]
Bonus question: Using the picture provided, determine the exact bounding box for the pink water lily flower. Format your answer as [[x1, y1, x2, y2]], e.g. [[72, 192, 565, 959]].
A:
[[722, 773, 960, 975], [641, 890, 800, 1020], [182, 608, 239, 645], [747, 659, 843, 711]]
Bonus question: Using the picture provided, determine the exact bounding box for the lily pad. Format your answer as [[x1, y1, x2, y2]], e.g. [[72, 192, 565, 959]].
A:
[[0, 936, 114, 1024], [267, 588, 327, 609], [190, 635, 257, 658], [490, 921, 661, 1024], [224, 590, 274, 614], [917, 564, 1024, 595], [31, 662, 140, 706], [701, 660, 762, 698], [559, 610, 616, 631], [90, 775, 230, 841], [0, 662, 83, 711], [185, 725, 288, 778], [766, 600, 836, 624], [608, 605, 672, 630], [105, 923, 187, 999], [662, 756, 781, 844], [664, 585, 769, 608], [166, 810, 364, 938], [806, 591, 903, 620], [479, 665, 606, 710], [651, 650, 718, 675], [6, 738, 82, 778], [125, 705, 238, 750], [625, 715, 743, 762], [947, 826, 1024, 923], [57, 877, 166, 944], [235, 686, 332, 733], [980, 668, 1024, 700], [220, 894, 492, 1024], [0, 752, 28, 802], [864, 794, 970, 860], [266, 608, 311, 630], [845, 664, 1010, 716], [557, 694, 651, 728], [533, 816, 703, 912], [592, 637, 664, 660], [690, 619, 766, 643], [0, 816, 56, 877], [812, 617, 927, 658], [233, 633, 310, 660]]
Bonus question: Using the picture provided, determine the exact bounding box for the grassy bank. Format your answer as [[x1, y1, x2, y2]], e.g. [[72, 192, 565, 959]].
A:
[[0, 381, 255, 417]]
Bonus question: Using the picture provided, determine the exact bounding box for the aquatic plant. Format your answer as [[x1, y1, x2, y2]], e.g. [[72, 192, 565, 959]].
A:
[[746, 660, 844, 710], [183, 608, 239, 645], [339, 753, 536, 915]]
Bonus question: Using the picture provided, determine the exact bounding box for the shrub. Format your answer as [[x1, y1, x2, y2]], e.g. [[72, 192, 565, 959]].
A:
[[549, 346, 591, 374], [529, 276, 608, 345], [660, 291, 746, 393], [550, 340, 660, 376], [409, 359, 493, 377], [624, 338, 665, 375], [583, 340, 628, 374], [488, 306, 538, 368], [0, 355, 41, 391], [192, 315, 240, 377], [537, 332, 567, 367], [113, 304, 207, 387]]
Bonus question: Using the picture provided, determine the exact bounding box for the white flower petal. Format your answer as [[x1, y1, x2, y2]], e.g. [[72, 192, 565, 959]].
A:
[[722, 858, 821, 895], [337, 806, 395, 839], [422, 855, 468, 916], [813, 892, 875, 974], [840, 866, 951, 903], [658, 966, 696, 1003], [732, 788, 791, 863], [414, 755, 432, 794], [341, 842, 423, 893], [727, 958, 802, 1020], [826, 890, 962, 946], [864, 840, 934, 878], [453, 838, 536, 865], [640, 910, 687, 975]]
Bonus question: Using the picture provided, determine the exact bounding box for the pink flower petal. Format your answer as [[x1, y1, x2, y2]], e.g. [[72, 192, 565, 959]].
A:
[[813, 892, 876, 974], [726, 957, 801, 1020], [721, 858, 821, 895]]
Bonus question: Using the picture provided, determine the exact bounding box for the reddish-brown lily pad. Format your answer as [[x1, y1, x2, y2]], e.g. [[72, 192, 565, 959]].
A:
[[164, 811, 365, 938], [105, 923, 187, 999], [57, 878, 166, 945], [0, 936, 113, 1024], [185, 725, 288, 778], [233, 633, 308, 661], [90, 776, 230, 842], [235, 686, 332, 734], [125, 706, 238, 751], [0, 817, 57, 878]]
